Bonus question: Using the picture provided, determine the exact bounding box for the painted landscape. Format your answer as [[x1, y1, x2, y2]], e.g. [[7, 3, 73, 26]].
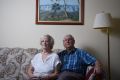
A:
[[39, 0, 80, 22]]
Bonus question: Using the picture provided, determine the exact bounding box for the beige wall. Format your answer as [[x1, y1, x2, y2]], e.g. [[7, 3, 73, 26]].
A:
[[0, 0, 120, 80]]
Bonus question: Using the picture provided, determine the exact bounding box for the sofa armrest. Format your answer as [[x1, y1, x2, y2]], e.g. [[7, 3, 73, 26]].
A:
[[85, 66, 95, 80], [85, 66, 105, 80]]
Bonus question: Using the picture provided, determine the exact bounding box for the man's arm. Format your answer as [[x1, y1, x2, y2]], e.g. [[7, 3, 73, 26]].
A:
[[94, 60, 102, 74]]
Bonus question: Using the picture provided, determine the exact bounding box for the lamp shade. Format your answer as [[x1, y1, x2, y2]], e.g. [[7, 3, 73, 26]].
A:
[[93, 12, 112, 29]]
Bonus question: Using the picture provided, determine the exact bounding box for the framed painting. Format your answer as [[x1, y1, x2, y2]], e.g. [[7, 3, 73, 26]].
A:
[[36, 0, 84, 25]]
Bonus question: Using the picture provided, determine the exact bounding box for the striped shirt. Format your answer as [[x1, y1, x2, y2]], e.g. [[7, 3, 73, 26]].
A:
[[58, 48, 96, 76]]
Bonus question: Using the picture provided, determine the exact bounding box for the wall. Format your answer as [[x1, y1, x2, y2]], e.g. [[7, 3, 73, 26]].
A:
[[0, 0, 120, 80]]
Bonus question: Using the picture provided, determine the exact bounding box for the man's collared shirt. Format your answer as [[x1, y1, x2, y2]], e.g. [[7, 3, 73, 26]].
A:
[[58, 48, 96, 76]]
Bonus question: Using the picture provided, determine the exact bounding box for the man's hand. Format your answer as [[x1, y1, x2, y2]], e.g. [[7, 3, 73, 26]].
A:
[[95, 60, 102, 74]]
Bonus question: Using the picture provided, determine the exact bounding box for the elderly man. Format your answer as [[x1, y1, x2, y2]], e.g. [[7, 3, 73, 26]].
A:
[[57, 34, 101, 80]]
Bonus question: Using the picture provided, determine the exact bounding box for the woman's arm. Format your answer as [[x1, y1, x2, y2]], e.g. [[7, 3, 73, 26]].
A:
[[44, 63, 61, 80], [27, 64, 34, 78]]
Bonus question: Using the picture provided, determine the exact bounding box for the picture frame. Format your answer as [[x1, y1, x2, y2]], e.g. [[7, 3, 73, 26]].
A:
[[36, 0, 84, 25]]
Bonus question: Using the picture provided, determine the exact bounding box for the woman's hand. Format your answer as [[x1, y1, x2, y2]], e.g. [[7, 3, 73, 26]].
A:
[[41, 76, 50, 80]]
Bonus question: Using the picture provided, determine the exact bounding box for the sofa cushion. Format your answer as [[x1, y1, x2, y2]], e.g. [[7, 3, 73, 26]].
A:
[[0, 48, 23, 80], [20, 48, 39, 80]]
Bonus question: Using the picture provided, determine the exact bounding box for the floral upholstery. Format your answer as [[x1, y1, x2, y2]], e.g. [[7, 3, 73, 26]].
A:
[[0, 48, 23, 80], [0, 47, 104, 80]]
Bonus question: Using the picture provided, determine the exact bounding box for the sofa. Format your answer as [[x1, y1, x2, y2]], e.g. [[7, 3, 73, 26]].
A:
[[0, 47, 105, 80]]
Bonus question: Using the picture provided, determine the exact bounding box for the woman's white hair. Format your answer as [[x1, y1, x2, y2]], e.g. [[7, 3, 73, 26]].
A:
[[40, 34, 54, 49]]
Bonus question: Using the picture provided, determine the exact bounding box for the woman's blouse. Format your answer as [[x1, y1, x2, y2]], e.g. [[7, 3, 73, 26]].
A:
[[31, 52, 61, 77]]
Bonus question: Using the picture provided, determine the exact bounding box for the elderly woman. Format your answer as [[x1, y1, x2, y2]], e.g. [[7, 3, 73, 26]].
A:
[[28, 34, 61, 80]]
